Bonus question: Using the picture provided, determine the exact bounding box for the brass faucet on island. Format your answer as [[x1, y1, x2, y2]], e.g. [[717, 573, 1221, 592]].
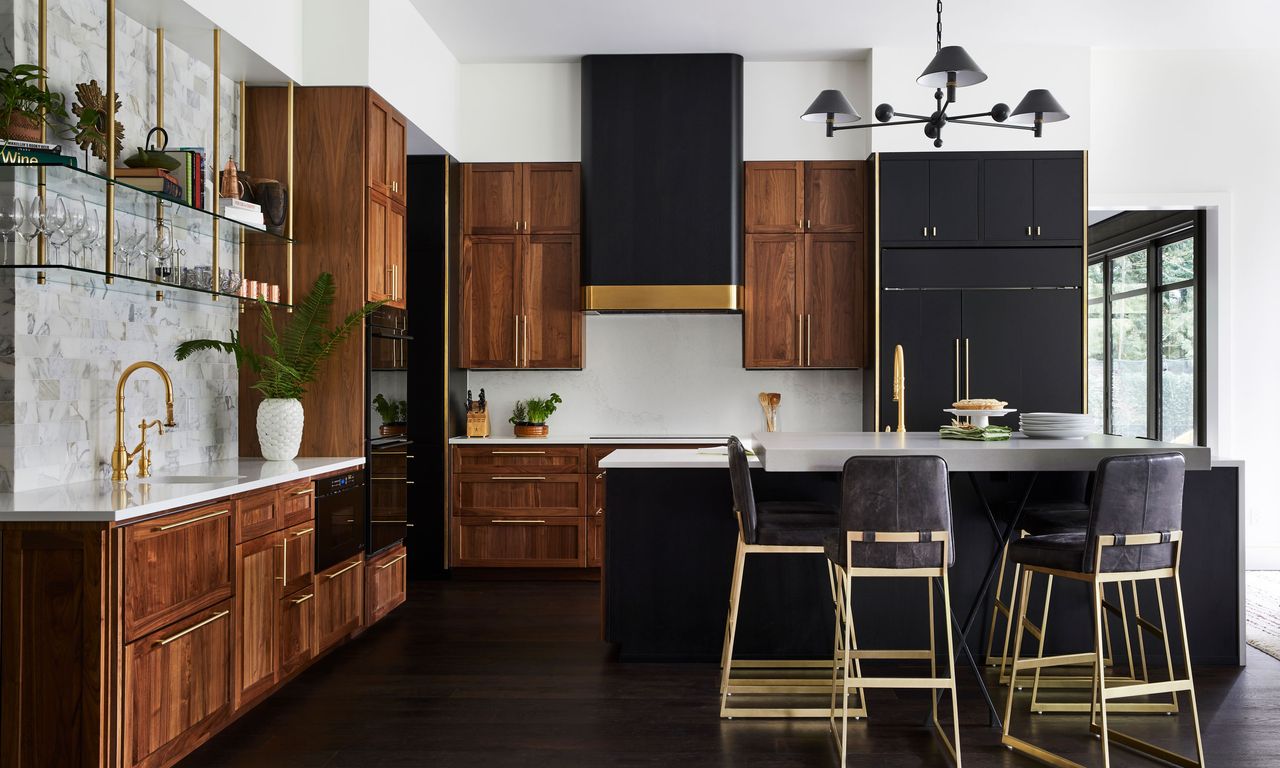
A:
[[892, 344, 906, 433], [111, 361, 178, 482]]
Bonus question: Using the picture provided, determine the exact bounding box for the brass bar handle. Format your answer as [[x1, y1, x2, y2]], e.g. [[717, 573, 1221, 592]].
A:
[[524, 315, 529, 367], [377, 553, 408, 570], [491, 476, 546, 480], [921, 226, 928, 237], [152, 508, 229, 532], [964, 338, 971, 399], [492, 450, 546, 455], [594, 508, 603, 516], [290, 527, 314, 537], [797, 315, 804, 366], [491, 519, 546, 524], [279, 539, 287, 581], [1026, 225, 1032, 236], [372, 476, 408, 480], [513, 314, 519, 365], [292, 488, 314, 496], [155, 610, 229, 646], [932, 226, 937, 237], [326, 560, 362, 579], [291, 593, 314, 605], [806, 313, 813, 367], [954, 339, 961, 401], [1036, 225, 1041, 236]]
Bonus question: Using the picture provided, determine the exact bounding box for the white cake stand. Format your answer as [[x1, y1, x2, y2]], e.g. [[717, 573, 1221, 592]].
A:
[[943, 408, 1017, 428]]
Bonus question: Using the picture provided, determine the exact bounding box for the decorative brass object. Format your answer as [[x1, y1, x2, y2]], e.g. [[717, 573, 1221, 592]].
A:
[[892, 344, 906, 433], [220, 157, 241, 199], [111, 361, 178, 482], [71, 80, 124, 162]]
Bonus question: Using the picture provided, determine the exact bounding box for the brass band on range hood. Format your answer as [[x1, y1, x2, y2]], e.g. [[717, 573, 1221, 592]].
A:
[[583, 284, 743, 311]]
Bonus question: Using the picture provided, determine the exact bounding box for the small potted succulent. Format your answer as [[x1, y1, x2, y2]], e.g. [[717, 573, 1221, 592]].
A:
[[510, 393, 562, 438], [0, 64, 69, 142], [373, 393, 408, 437]]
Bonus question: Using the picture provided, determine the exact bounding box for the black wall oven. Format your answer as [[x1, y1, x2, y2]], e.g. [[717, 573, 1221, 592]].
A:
[[315, 470, 366, 572]]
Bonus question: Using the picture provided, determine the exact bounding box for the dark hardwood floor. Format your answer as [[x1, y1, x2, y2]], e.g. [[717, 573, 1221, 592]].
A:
[[180, 580, 1276, 767]]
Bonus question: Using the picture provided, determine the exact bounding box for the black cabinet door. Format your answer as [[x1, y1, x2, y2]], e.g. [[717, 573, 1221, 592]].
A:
[[1032, 158, 1084, 242], [878, 160, 930, 242], [982, 157, 1034, 243], [878, 290, 964, 431], [960, 289, 1083, 422], [928, 159, 980, 242]]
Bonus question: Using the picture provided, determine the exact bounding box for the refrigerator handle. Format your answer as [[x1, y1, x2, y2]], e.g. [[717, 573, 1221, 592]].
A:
[[953, 339, 961, 402], [964, 338, 971, 399]]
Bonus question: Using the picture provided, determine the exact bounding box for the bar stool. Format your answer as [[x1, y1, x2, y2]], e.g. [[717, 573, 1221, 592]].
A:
[[1002, 452, 1205, 768], [826, 455, 961, 767], [720, 436, 849, 719]]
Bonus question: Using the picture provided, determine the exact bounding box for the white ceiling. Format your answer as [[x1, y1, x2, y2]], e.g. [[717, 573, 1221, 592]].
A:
[[410, 0, 1279, 62]]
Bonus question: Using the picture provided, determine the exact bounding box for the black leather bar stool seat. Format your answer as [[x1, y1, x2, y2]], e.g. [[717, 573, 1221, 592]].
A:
[[1020, 501, 1090, 535], [720, 436, 842, 719]]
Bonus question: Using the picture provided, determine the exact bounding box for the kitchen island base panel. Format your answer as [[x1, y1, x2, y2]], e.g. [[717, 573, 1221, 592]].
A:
[[604, 466, 1240, 666]]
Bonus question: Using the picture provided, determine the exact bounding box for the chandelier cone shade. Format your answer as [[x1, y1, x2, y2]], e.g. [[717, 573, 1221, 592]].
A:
[[1009, 88, 1070, 123], [801, 89, 861, 124], [917, 45, 987, 87]]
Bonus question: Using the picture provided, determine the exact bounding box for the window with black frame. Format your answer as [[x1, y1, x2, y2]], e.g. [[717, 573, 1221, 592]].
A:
[[1087, 211, 1205, 445]]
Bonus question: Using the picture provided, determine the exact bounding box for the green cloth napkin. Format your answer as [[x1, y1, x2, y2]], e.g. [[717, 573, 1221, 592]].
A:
[[939, 424, 1012, 441]]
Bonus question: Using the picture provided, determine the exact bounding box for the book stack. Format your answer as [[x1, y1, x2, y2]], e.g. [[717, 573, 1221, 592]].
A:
[[161, 148, 207, 208], [220, 197, 264, 227], [0, 139, 78, 167], [115, 167, 184, 200]]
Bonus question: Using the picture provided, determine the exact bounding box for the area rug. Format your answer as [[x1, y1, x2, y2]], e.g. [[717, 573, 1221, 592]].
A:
[[1246, 571, 1280, 661]]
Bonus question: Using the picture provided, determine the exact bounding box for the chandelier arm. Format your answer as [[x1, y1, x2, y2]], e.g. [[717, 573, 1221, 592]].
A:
[[831, 118, 932, 132], [946, 118, 1036, 132], [893, 112, 934, 121], [947, 111, 998, 120]]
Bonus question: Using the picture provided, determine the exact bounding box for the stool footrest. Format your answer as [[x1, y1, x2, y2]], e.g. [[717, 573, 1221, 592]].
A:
[[1087, 723, 1202, 768], [847, 649, 933, 661], [1032, 701, 1178, 714], [721, 706, 852, 719], [846, 676, 954, 690], [1002, 734, 1087, 768], [1101, 679, 1192, 701], [731, 659, 838, 669], [727, 684, 839, 694], [1012, 652, 1096, 671]]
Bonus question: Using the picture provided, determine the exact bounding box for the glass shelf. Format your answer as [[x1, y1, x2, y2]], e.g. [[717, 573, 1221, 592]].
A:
[[0, 263, 293, 309], [1, 162, 293, 246]]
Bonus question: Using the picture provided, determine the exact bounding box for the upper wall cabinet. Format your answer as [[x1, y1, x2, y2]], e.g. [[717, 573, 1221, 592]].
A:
[[464, 163, 580, 235], [367, 90, 407, 205], [744, 161, 865, 234], [877, 151, 1084, 247]]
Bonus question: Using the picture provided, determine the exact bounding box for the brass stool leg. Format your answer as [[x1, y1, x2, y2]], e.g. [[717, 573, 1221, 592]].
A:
[[1153, 579, 1181, 713], [1000, 567, 1033, 745], [1091, 577, 1113, 768], [984, 536, 1015, 666], [1172, 570, 1206, 765], [719, 538, 746, 711], [939, 564, 963, 766]]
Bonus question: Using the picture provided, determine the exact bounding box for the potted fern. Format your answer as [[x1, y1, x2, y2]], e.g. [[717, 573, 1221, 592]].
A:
[[510, 393, 562, 438], [175, 272, 385, 461], [373, 393, 408, 436]]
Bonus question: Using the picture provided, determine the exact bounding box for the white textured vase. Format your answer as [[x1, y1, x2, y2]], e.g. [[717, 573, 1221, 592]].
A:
[[257, 398, 305, 461]]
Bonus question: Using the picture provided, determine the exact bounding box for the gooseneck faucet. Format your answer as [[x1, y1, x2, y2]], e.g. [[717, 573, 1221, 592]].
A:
[[112, 361, 178, 482], [892, 344, 906, 433]]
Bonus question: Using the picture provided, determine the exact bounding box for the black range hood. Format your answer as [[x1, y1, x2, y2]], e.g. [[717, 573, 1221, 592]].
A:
[[581, 54, 743, 312]]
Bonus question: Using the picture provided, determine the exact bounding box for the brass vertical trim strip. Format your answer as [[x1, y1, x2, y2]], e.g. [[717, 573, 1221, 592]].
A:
[[211, 29, 220, 300], [443, 155, 451, 571], [155, 28, 164, 242], [286, 80, 294, 309], [105, 0, 116, 282], [238, 79, 245, 303], [1082, 150, 1089, 414], [36, 0, 46, 282], [873, 153, 882, 427]]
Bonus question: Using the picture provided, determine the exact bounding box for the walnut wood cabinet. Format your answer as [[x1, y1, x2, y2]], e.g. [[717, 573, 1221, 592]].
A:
[[368, 190, 407, 309], [366, 543, 408, 625], [461, 162, 582, 369], [743, 161, 869, 370], [0, 467, 399, 768], [367, 89, 407, 205]]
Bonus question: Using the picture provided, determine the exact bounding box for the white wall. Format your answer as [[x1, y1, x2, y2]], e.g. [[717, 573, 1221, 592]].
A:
[[743, 60, 869, 160], [367, 0, 461, 156], [1089, 49, 1278, 567], [868, 46, 1092, 153], [458, 63, 580, 161], [466, 315, 862, 437], [184, 0, 305, 81]]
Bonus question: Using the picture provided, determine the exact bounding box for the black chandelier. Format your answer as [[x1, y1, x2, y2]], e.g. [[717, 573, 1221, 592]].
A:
[[802, 0, 1068, 147]]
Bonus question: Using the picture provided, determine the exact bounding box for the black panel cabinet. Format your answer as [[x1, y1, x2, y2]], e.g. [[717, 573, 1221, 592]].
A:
[[982, 157, 1035, 242], [1032, 158, 1084, 241], [877, 290, 964, 432], [878, 160, 929, 243], [879, 158, 978, 244], [981, 155, 1084, 244], [928, 159, 980, 242]]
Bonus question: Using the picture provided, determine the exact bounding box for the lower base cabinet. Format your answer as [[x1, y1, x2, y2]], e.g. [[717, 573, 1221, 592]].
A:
[[451, 517, 586, 567], [278, 589, 316, 679], [366, 544, 408, 624], [317, 554, 365, 652], [124, 600, 233, 768], [234, 533, 280, 708]]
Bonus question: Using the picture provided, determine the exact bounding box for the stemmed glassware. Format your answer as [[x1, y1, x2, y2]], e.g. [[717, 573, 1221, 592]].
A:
[[46, 197, 71, 265], [59, 196, 87, 266], [78, 208, 102, 268], [0, 197, 19, 265]]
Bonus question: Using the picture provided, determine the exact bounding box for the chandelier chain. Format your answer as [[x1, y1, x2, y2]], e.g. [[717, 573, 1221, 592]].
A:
[[936, 0, 943, 52]]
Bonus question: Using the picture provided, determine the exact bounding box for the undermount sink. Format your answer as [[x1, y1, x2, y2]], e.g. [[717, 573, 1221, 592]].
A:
[[144, 475, 246, 484]]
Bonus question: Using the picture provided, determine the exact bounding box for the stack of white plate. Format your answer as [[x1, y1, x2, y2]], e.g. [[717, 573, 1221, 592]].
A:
[[1019, 412, 1095, 439]]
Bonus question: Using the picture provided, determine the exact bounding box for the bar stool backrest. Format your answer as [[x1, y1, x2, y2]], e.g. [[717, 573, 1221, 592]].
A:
[[1086, 452, 1185, 573], [727, 436, 759, 544], [838, 455, 955, 568]]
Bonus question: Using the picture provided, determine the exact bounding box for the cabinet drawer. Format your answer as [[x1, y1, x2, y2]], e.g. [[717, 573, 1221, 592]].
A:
[[366, 544, 408, 625], [281, 521, 315, 595], [316, 554, 365, 652], [881, 248, 1083, 290], [453, 445, 584, 474], [124, 600, 233, 768], [280, 481, 315, 528], [234, 488, 281, 543], [453, 474, 585, 517], [124, 503, 233, 642], [451, 517, 586, 568], [279, 589, 316, 680], [585, 443, 721, 472]]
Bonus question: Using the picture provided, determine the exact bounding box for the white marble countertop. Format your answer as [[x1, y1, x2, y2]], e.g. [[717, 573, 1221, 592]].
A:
[[0, 457, 366, 523], [449, 435, 730, 445], [598, 432, 1212, 472]]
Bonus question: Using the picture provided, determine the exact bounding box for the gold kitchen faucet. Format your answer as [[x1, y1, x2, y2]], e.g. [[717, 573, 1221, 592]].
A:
[[892, 344, 906, 433], [112, 361, 178, 482]]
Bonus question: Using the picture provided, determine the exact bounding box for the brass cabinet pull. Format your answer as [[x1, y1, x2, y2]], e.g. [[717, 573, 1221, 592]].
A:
[[1026, 225, 1032, 236], [594, 508, 603, 516], [292, 487, 314, 496], [514, 220, 519, 232], [406, 480, 415, 485], [964, 338, 971, 399], [797, 315, 804, 366], [152, 508, 229, 532], [290, 527, 314, 537], [407, 454, 415, 460], [513, 314, 519, 365], [291, 593, 314, 605], [932, 226, 937, 237], [1036, 225, 1041, 236], [491, 476, 545, 480], [372, 520, 409, 523], [377, 553, 408, 570], [277, 540, 288, 582], [492, 450, 546, 455], [326, 560, 362, 579], [953, 339, 961, 401], [155, 610, 229, 646], [922, 226, 928, 237], [372, 476, 408, 480], [491, 519, 546, 524], [595, 473, 604, 480], [805, 218, 811, 230], [522, 315, 529, 367], [806, 313, 813, 367]]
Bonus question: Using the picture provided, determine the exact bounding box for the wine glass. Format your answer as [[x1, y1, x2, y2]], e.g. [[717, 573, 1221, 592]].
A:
[[47, 197, 71, 265], [0, 197, 19, 265], [78, 208, 101, 269], [61, 197, 87, 266]]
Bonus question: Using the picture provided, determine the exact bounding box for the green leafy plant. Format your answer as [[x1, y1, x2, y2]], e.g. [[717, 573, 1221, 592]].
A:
[[373, 393, 408, 425], [509, 393, 562, 425], [0, 65, 69, 137], [174, 272, 386, 400]]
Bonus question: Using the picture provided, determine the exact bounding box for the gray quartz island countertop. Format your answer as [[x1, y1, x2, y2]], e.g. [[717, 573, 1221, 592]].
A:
[[0, 457, 366, 523], [599, 432, 1211, 472]]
